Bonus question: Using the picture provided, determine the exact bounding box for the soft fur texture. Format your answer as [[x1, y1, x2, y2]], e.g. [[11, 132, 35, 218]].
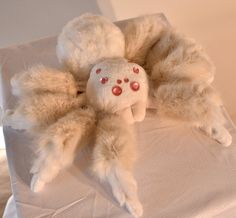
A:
[[5, 65, 86, 132], [30, 106, 96, 192], [145, 28, 231, 146], [116, 13, 169, 65], [11, 65, 80, 97], [93, 113, 141, 216], [3, 13, 232, 218], [57, 13, 125, 81]]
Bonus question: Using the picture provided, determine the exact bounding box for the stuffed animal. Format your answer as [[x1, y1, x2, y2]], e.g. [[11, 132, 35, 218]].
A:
[[4, 14, 150, 217], [3, 13, 232, 218]]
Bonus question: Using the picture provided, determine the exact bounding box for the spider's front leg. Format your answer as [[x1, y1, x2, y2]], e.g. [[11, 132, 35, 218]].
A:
[[92, 113, 143, 218], [11, 65, 81, 97], [30, 105, 96, 192]]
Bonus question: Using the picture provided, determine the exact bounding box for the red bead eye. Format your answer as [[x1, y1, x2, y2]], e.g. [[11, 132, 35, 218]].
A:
[[117, 79, 122, 84], [133, 67, 139, 74], [130, 81, 140, 91], [124, 78, 129, 83], [112, 86, 122, 96], [96, 68, 101, 74], [100, 77, 108, 84]]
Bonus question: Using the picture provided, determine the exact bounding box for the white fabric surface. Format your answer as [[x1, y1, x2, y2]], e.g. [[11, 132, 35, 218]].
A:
[[3, 196, 17, 218], [1, 18, 236, 218], [2, 108, 236, 218]]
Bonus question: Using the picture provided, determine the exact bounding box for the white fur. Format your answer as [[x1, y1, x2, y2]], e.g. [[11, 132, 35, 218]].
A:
[[57, 13, 125, 81]]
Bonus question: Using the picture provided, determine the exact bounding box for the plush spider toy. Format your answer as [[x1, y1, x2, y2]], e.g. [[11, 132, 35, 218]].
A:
[[4, 13, 232, 217]]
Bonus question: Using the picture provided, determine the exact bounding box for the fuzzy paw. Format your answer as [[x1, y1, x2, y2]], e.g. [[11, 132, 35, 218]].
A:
[[212, 126, 232, 147], [112, 188, 126, 206], [198, 124, 232, 147], [31, 174, 45, 192], [108, 169, 142, 217], [125, 197, 143, 218], [111, 184, 143, 217]]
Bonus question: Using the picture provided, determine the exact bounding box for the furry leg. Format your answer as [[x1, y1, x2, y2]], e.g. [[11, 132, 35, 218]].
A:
[[116, 14, 169, 65], [146, 28, 231, 146], [11, 65, 80, 97], [30, 106, 96, 192], [154, 83, 232, 146], [92, 113, 143, 217], [3, 93, 86, 131]]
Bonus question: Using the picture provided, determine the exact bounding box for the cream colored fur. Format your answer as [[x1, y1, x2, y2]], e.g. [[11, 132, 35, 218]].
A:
[[57, 13, 125, 81], [3, 13, 232, 218], [93, 113, 142, 216], [30, 106, 96, 192], [116, 15, 231, 146], [4, 93, 86, 131], [11, 65, 80, 97], [145, 28, 231, 146], [116, 13, 169, 65]]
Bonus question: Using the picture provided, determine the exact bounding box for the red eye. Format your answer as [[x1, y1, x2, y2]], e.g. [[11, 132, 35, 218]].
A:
[[112, 86, 122, 96], [124, 78, 129, 83], [130, 81, 140, 91], [100, 77, 108, 84], [117, 79, 122, 84], [96, 68, 101, 74], [133, 67, 139, 74]]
